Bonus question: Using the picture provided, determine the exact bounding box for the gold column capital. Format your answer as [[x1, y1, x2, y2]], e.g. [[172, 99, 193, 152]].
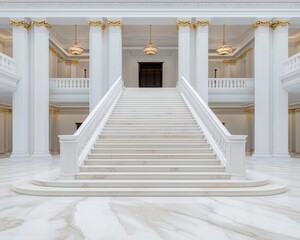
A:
[[244, 48, 252, 55], [31, 20, 52, 30], [271, 20, 290, 30], [108, 21, 124, 28], [252, 20, 272, 30], [176, 20, 191, 30], [10, 20, 30, 30], [0, 108, 12, 113], [193, 20, 210, 29], [49, 47, 58, 56], [49, 109, 59, 114], [66, 59, 79, 64], [88, 21, 105, 30], [223, 59, 232, 64], [235, 56, 242, 61]]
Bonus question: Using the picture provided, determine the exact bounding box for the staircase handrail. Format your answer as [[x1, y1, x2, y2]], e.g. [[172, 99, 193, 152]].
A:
[[59, 76, 124, 178], [177, 76, 247, 178]]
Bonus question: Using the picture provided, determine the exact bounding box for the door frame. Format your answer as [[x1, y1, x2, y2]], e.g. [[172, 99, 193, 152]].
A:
[[137, 61, 164, 87]]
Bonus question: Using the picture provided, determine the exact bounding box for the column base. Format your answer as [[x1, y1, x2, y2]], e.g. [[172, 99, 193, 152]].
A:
[[10, 152, 30, 158], [252, 153, 272, 158], [272, 153, 291, 158], [31, 153, 53, 160]]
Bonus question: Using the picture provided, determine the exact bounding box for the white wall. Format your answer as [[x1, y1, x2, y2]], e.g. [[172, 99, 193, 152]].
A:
[[122, 49, 178, 88]]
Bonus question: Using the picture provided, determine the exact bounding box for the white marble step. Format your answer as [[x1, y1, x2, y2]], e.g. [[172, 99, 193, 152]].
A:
[[13, 181, 287, 197], [96, 139, 208, 144], [90, 148, 213, 154], [93, 143, 210, 148], [84, 159, 221, 165], [74, 172, 231, 180], [103, 127, 201, 131], [107, 119, 196, 123], [32, 178, 269, 189], [88, 153, 216, 159], [80, 165, 224, 172], [106, 122, 198, 126], [99, 134, 205, 138]]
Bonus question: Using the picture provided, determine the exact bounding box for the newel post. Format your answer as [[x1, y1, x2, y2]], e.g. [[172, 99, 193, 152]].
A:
[[225, 137, 247, 179], [59, 136, 79, 179]]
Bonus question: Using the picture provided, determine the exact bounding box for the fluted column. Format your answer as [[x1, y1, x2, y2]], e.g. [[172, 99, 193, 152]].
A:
[[89, 20, 105, 110], [49, 47, 58, 78], [252, 20, 272, 158], [70, 60, 79, 78], [10, 20, 30, 158], [31, 20, 52, 158], [223, 60, 231, 78], [194, 20, 209, 103], [177, 19, 191, 83], [108, 19, 122, 87], [245, 48, 253, 78], [271, 20, 290, 158]]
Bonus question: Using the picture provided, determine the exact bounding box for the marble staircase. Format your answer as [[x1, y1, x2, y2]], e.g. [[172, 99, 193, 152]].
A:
[[13, 88, 287, 196]]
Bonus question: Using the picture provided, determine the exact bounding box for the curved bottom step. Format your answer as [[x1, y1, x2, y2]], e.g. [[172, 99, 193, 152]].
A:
[[12, 181, 287, 197]]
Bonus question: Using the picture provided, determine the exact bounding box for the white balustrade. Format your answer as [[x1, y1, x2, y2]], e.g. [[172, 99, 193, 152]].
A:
[[284, 52, 300, 75], [50, 78, 90, 90], [208, 78, 254, 90], [59, 77, 123, 178], [178, 76, 247, 178], [0, 52, 17, 75]]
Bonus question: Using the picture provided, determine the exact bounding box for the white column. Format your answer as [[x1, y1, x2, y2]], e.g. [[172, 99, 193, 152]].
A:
[[89, 20, 105, 111], [223, 60, 231, 78], [108, 19, 122, 87], [10, 20, 30, 158], [252, 20, 272, 158], [49, 48, 58, 78], [271, 20, 290, 158], [236, 57, 242, 78], [177, 19, 191, 83], [31, 20, 52, 158], [245, 48, 253, 78], [70, 60, 78, 78], [0, 40, 3, 53], [194, 20, 209, 103], [49, 109, 59, 155], [0, 110, 6, 154]]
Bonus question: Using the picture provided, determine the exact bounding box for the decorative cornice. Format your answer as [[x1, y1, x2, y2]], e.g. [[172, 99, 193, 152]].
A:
[[176, 20, 191, 30], [10, 20, 30, 30], [31, 20, 52, 30], [108, 21, 123, 28], [193, 20, 210, 29], [252, 20, 272, 30], [88, 21, 105, 30], [271, 20, 290, 30]]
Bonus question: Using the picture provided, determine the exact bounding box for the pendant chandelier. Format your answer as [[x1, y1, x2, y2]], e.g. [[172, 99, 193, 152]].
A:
[[216, 25, 233, 56], [68, 25, 84, 56], [143, 25, 158, 55]]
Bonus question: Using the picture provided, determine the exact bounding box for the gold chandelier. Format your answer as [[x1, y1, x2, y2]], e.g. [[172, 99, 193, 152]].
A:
[[216, 25, 233, 56], [68, 25, 84, 56], [143, 25, 158, 55]]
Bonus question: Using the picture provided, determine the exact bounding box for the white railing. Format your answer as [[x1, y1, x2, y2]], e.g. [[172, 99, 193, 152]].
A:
[[0, 52, 19, 92], [178, 76, 247, 178], [59, 77, 124, 178], [208, 78, 254, 90], [0, 52, 17, 75], [50, 78, 89, 90], [284, 52, 300, 75]]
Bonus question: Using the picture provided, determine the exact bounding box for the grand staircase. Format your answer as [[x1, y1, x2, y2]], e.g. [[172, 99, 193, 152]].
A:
[[13, 88, 287, 196]]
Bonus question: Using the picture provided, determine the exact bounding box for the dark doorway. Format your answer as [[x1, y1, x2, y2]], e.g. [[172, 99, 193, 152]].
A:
[[139, 62, 163, 88]]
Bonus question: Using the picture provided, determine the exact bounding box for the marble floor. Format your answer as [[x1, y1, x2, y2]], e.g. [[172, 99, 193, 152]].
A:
[[0, 156, 299, 240]]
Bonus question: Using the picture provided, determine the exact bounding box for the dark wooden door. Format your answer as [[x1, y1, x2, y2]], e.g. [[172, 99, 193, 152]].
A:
[[139, 62, 163, 88]]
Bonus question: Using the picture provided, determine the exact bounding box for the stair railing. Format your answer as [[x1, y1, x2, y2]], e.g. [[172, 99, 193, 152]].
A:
[[59, 76, 124, 178], [177, 76, 247, 179]]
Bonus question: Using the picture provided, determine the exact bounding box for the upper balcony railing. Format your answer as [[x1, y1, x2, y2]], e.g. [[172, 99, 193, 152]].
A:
[[0, 52, 19, 92], [281, 52, 300, 92], [208, 78, 254, 90], [50, 78, 89, 90]]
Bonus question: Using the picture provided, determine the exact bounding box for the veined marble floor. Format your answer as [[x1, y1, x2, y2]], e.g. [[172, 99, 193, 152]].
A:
[[0, 156, 299, 240]]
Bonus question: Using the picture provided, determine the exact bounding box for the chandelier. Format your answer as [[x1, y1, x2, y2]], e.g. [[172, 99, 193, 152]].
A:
[[143, 25, 158, 55], [216, 25, 233, 56], [68, 25, 84, 56]]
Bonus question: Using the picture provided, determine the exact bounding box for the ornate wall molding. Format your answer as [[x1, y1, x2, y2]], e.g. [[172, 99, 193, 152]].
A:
[[271, 20, 290, 30], [10, 20, 30, 30], [31, 20, 52, 30], [88, 21, 105, 30]]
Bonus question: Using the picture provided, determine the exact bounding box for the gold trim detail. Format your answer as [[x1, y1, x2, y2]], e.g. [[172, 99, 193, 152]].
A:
[[49, 47, 58, 56], [49, 109, 59, 114], [32, 21, 52, 30], [252, 21, 272, 30], [245, 109, 254, 113], [10, 20, 30, 30], [66, 59, 79, 64], [223, 60, 232, 64], [193, 20, 210, 29], [0, 108, 12, 113], [88, 21, 105, 30], [176, 20, 191, 30], [235, 56, 242, 61], [271, 20, 290, 30], [244, 48, 252, 55], [108, 21, 123, 28]]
